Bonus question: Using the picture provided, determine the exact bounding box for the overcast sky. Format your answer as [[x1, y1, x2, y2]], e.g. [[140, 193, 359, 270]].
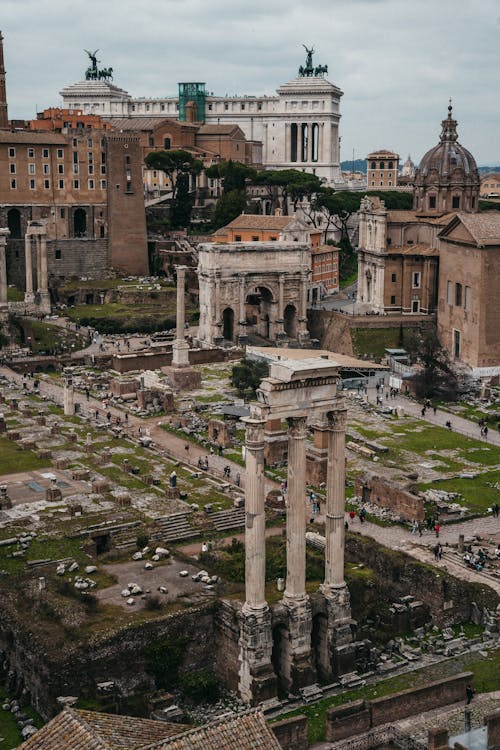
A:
[[2, 0, 499, 165]]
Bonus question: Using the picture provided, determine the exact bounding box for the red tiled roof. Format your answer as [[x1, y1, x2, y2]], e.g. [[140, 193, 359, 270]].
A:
[[148, 712, 282, 750]]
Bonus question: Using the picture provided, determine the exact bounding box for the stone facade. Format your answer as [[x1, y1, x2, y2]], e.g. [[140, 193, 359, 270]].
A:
[[197, 241, 311, 347], [366, 149, 400, 189], [355, 472, 424, 521]]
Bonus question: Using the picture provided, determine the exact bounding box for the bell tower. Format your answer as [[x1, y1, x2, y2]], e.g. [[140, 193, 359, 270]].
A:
[[0, 31, 8, 129]]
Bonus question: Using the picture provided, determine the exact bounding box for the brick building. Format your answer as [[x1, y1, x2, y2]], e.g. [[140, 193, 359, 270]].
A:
[[357, 106, 500, 377], [366, 149, 400, 188]]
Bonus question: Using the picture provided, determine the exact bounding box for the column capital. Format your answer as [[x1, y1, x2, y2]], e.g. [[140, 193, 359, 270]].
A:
[[242, 416, 266, 448], [286, 414, 308, 439], [327, 407, 347, 431]]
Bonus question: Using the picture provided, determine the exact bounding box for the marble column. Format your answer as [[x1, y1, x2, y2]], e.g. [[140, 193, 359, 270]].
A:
[[214, 271, 222, 344], [172, 265, 190, 367], [237, 273, 247, 344], [276, 273, 286, 341], [63, 369, 74, 416], [24, 235, 35, 304], [281, 414, 315, 691], [0, 229, 9, 319], [284, 415, 308, 603], [319, 404, 355, 681], [322, 407, 348, 591], [239, 415, 276, 704], [38, 232, 51, 314], [298, 271, 310, 344], [242, 416, 267, 612], [35, 236, 42, 294]]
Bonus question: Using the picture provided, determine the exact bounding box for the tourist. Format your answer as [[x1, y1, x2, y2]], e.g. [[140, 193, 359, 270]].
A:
[[235, 472, 240, 487], [445, 420, 452, 430], [218, 445, 223, 456], [484, 425, 488, 439], [169, 471, 177, 488], [466, 685, 473, 705], [349, 510, 356, 522], [417, 521, 423, 537], [433, 544, 440, 561], [185, 443, 189, 454], [434, 522, 440, 538]]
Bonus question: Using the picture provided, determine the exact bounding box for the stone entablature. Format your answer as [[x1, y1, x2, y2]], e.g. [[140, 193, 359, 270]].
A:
[[197, 241, 311, 346]]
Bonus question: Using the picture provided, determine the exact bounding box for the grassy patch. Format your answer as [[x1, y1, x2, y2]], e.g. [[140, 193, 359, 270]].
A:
[[7, 286, 24, 302], [0, 688, 44, 749], [0, 434, 52, 474], [351, 328, 401, 359], [419, 470, 500, 514]]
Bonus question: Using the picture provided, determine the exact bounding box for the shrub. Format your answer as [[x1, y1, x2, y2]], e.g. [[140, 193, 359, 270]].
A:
[[136, 533, 149, 550], [144, 637, 187, 689], [181, 670, 220, 703]]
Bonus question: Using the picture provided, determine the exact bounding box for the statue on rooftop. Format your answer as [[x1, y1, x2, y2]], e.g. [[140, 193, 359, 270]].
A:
[[298, 45, 328, 78]]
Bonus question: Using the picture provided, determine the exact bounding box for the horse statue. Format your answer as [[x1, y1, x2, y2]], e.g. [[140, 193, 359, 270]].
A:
[[314, 64, 328, 77], [98, 67, 114, 81]]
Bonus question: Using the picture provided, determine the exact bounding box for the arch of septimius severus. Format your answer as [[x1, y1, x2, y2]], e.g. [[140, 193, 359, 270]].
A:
[[237, 357, 355, 703]]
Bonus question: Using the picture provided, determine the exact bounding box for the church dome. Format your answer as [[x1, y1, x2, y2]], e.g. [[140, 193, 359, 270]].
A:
[[413, 105, 480, 214]]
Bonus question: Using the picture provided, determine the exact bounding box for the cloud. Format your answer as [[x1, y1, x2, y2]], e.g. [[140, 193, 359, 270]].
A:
[[1, 0, 499, 163]]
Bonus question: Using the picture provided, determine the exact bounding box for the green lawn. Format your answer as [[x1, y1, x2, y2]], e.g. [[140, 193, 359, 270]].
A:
[[351, 328, 401, 359], [420, 469, 500, 514], [0, 435, 52, 475], [7, 286, 24, 302]]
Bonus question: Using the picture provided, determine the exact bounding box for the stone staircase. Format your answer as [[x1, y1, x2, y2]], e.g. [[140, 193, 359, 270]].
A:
[[151, 511, 198, 543], [211, 507, 246, 532]]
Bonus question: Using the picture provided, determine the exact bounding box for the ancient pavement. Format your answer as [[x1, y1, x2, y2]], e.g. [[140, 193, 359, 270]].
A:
[[1, 364, 499, 595]]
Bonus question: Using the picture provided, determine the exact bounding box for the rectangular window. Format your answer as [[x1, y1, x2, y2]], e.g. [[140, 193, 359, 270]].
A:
[[455, 282, 462, 306], [43, 148, 49, 158], [29, 179, 35, 189], [453, 329, 461, 358], [73, 179, 80, 189], [447, 280, 453, 305], [390, 295, 396, 305], [44, 179, 50, 189], [43, 164, 50, 174], [60, 208, 65, 218], [73, 164, 79, 174], [87, 138, 93, 148], [57, 164, 64, 174], [391, 273, 396, 283], [57, 148, 63, 159], [28, 148, 35, 158], [10, 178, 16, 189], [429, 196, 436, 209], [270, 236, 277, 241], [72, 138, 78, 147], [8, 147, 15, 157], [55, 249, 62, 260], [9, 163, 15, 174], [73, 151, 78, 164], [252, 236, 259, 241], [58, 179, 64, 189], [234, 235, 242, 242], [29, 163, 35, 174], [412, 272, 421, 288], [465, 286, 471, 310], [88, 179, 94, 189], [100, 179, 107, 189], [452, 196, 460, 209]]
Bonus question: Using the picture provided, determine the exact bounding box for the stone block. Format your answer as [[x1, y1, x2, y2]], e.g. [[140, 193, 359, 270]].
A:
[[272, 715, 308, 750], [92, 479, 110, 493], [6, 430, 20, 440], [68, 432, 78, 443], [35, 416, 46, 426], [46, 487, 62, 502], [72, 469, 90, 481], [54, 458, 69, 470], [37, 449, 52, 460], [20, 439, 37, 451], [68, 503, 83, 516], [164, 486, 179, 500], [116, 493, 131, 507]]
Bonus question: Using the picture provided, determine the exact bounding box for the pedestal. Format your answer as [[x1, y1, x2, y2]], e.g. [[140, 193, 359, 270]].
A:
[[319, 585, 356, 679], [238, 605, 277, 705], [172, 339, 190, 368], [281, 597, 316, 693]]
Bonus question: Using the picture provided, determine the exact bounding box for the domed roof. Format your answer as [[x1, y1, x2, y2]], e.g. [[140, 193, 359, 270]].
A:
[[416, 104, 479, 182]]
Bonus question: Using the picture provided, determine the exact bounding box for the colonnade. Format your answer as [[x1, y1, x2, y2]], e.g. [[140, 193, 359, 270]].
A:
[[24, 221, 50, 313], [239, 361, 352, 703]]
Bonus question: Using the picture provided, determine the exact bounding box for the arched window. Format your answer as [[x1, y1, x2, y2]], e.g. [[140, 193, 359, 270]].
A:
[[379, 161, 385, 169], [371, 161, 376, 169], [388, 161, 393, 169]]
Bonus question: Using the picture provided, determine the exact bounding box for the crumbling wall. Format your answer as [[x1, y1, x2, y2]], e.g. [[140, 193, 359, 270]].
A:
[[355, 472, 424, 521]]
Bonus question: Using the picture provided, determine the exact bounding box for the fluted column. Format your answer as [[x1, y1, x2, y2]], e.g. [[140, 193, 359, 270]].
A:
[[242, 416, 267, 612], [24, 234, 35, 303], [63, 369, 75, 416], [36, 236, 42, 294], [38, 231, 51, 313], [237, 273, 247, 344], [284, 415, 308, 603], [322, 407, 348, 590], [172, 265, 190, 367], [276, 273, 286, 340]]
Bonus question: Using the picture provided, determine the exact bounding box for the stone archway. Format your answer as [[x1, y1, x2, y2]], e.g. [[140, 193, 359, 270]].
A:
[[7, 208, 22, 239], [271, 625, 288, 695], [222, 307, 234, 341], [74, 208, 87, 238], [284, 304, 297, 338], [246, 286, 274, 339]]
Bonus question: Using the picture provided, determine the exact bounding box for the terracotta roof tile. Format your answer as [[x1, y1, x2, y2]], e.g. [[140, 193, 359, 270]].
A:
[[17, 708, 187, 750], [447, 212, 500, 245], [145, 712, 282, 750], [222, 214, 295, 230], [0, 131, 67, 144]]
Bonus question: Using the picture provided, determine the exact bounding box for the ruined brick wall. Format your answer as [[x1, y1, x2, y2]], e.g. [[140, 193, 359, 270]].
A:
[[346, 535, 497, 626], [354, 472, 424, 521], [271, 715, 308, 750], [214, 600, 241, 693], [0, 600, 217, 719], [326, 700, 370, 742], [112, 348, 240, 373], [369, 672, 472, 725]]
